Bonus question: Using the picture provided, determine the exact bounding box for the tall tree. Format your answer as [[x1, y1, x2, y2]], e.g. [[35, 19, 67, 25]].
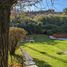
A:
[[0, 1, 17, 67], [0, 0, 41, 67]]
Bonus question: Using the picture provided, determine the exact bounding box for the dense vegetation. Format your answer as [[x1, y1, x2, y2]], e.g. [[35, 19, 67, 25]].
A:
[[11, 14, 67, 35]]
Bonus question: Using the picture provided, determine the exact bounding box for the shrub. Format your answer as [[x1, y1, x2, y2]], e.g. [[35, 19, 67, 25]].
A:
[[9, 27, 27, 55], [47, 30, 54, 35]]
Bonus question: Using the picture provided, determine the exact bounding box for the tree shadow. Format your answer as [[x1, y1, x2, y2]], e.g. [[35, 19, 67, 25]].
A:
[[30, 35, 61, 45], [41, 52, 67, 63], [21, 38, 58, 46], [35, 37, 60, 45], [11, 53, 52, 67], [21, 35, 64, 52], [33, 58, 52, 67], [24, 45, 67, 64], [20, 35, 62, 46]]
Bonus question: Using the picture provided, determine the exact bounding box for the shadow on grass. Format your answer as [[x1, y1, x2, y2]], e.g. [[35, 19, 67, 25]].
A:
[[12, 54, 51, 67], [21, 35, 60, 46], [41, 38, 62, 46], [24, 45, 67, 64], [32, 35, 59, 45], [34, 58, 52, 67]]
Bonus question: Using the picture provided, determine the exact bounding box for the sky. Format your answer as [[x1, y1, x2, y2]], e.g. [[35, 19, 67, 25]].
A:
[[24, 0, 67, 12], [16, 0, 67, 12]]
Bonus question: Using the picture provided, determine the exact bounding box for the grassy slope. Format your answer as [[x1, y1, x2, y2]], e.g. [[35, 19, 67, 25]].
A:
[[17, 35, 67, 67]]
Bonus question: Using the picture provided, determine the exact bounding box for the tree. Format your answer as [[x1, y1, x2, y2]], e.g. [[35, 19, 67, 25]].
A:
[[0, 1, 16, 67], [9, 27, 27, 55], [0, 0, 40, 67], [63, 8, 67, 14]]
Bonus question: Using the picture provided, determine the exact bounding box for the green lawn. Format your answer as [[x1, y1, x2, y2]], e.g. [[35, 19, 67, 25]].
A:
[[16, 35, 67, 67]]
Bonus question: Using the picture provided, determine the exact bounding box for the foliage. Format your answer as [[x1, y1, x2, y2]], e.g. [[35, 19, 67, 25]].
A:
[[9, 27, 27, 55], [63, 8, 67, 14], [10, 14, 67, 35], [34, 15, 67, 34]]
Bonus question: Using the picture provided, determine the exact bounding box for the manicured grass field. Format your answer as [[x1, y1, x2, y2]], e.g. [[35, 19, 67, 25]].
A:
[[16, 35, 67, 67]]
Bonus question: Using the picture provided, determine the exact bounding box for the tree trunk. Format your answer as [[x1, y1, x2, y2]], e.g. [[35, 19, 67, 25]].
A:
[[10, 40, 18, 55], [0, 8, 10, 67]]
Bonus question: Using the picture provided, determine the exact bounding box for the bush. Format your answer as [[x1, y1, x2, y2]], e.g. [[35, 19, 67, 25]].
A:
[[47, 30, 54, 35], [43, 24, 59, 35], [9, 27, 27, 55]]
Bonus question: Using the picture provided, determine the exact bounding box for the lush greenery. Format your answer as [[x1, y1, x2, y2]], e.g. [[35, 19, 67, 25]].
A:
[[11, 14, 67, 35], [15, 35, 67, 67]]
